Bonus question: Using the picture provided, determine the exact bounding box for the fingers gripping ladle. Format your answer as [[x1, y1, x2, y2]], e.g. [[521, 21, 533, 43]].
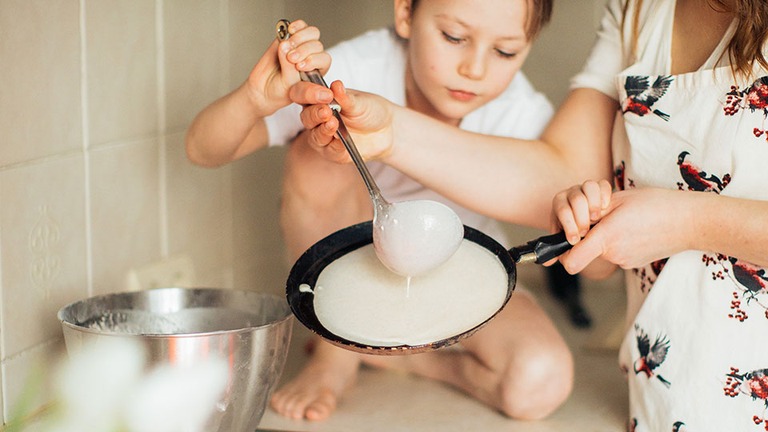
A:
[[276, 19, 463, 277]]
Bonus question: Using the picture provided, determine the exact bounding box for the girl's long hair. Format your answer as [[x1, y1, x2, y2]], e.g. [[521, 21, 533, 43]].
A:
[[623, 0, 768, 78]]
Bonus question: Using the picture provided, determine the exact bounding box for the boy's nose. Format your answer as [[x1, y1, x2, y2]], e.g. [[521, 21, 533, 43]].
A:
[[459, 49, 486, 80]]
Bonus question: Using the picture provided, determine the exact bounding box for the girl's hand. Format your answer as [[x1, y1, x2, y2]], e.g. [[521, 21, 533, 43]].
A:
[[289, 80, 395, 164], [555, 187, 695, 274], [247, 20, 330, 116]]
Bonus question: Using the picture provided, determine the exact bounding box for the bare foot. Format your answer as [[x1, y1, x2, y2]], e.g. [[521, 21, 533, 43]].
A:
[[270, 341, 361, 420]]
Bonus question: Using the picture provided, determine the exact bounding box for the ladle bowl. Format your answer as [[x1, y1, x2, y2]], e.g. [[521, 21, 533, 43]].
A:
[[373, 199, 464, 276]]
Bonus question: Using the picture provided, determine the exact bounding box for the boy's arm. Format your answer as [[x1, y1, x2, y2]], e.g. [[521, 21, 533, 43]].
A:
[[185, 20, 331, 167]]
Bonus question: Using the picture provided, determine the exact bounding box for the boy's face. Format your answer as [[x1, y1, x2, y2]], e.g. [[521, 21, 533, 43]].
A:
[[395, 0, 533, 125]]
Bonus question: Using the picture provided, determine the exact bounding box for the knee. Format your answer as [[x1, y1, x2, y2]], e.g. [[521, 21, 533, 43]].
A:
[[497, 343, 574, 420]]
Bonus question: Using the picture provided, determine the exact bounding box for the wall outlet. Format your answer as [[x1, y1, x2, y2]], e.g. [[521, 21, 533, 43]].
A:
[[125, 255, 196, 291]]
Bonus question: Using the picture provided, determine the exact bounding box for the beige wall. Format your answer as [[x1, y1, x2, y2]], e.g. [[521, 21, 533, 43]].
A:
[[0, 0, 604, 423]]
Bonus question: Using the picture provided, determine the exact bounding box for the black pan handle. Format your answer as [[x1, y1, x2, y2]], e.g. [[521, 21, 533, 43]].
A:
[[509, 231, 573, 264]]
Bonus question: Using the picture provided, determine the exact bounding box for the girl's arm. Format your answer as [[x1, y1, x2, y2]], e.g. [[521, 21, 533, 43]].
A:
[[693, 194, 768, 267], [289, 81, 619, 230]]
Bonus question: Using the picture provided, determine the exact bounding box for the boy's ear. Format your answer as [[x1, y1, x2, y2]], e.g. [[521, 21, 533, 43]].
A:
[[393, 0, 413, 39]]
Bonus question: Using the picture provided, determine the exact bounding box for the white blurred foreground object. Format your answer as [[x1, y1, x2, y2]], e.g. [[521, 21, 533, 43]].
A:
[[48, 338, 227, 432]]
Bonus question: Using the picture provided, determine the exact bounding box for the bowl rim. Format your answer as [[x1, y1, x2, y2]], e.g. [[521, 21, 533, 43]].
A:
[[57, 287, 293, 338]]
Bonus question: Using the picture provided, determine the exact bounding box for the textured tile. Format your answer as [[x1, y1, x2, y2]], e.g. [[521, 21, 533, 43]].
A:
[[232, 253, 288, 297], [89, 139, 162, 295], [165, 132, 233, 288], [85, 0, 158, 147], [284, 0, 393, 47], [0, 359, 4, 425], [0, 0, 82, 166], [227, 0, 285, 84], [1, 340, 62, 427], [0, 178, 3, 423], [163, 0, 226, 133], [230, 148, 288, 295], [226, 0, 290, 294], [0, 156, 89, 358]]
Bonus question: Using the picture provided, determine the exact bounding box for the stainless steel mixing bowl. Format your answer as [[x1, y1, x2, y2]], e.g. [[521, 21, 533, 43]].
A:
[[57, 287, 293, 432]]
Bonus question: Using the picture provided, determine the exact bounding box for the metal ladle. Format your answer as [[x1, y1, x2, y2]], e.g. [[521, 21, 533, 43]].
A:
[[276, 19, 463, 277]]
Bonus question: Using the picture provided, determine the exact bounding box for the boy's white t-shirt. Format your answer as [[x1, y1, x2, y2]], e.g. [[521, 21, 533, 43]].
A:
[[265, 28, 554, 246]]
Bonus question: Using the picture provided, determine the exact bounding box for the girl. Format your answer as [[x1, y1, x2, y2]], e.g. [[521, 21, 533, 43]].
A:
[[292, 0, 768, 429]]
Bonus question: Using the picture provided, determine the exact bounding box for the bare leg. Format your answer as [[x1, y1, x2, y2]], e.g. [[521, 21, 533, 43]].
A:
[[270, 338, 362, 420], [274, 131, 372, 421], [362, 290, 573, 420]]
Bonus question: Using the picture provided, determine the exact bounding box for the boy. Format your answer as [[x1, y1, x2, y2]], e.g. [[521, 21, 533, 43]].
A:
[[186, 0, 572, 421]]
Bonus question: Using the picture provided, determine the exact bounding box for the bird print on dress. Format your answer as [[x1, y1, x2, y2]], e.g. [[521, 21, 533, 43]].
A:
[[633, 258, 668, 293], [615, 161, 626, 190], [614, 160, 634, 190], [675, 149, 765, 321], [622, 75, 674, 121], [724, 366, 768, 430], [730, 258, 768, 298], [627, 418, 688, 431], [628, 417, 637, 432], [633, 324, 672, 388], [702, 253, 768, 322], [723, 76, 768, 141], [676, 151, 731, 193]]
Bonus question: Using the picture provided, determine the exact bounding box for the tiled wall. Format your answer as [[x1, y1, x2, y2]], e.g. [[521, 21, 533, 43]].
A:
[[0, 0, 289, 423], [0, 0, 601, 424]]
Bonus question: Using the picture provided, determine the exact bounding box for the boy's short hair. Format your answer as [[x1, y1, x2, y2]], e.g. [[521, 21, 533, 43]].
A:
[[526, 0, 553, 39], [410, 0, 553, 40]]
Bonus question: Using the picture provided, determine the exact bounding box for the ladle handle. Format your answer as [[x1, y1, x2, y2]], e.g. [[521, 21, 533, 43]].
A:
[[509, 231, 573, 265], [330, 110, 385, 204], [275, 19, 386, 206]]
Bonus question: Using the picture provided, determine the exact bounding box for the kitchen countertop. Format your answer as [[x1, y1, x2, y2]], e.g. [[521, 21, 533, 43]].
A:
[[259, 260, 629, 432]]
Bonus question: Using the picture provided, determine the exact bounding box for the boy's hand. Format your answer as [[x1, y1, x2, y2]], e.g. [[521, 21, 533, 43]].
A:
[[546, 179, 612, 274], [551, 179, 613, 246], [552, 185, 694, 274], [247, 20, 330, 117], [289, 80, 395, 164]]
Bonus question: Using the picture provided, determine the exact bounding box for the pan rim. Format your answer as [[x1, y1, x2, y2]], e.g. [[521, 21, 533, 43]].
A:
[[285, 221, 517, 355]]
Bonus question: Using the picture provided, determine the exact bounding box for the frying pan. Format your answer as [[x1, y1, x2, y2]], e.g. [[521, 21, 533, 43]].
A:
[[286, 221, 572, 355]]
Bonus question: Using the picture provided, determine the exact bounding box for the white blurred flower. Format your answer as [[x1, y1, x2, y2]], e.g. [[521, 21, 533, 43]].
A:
[[50, 338, 145, 432], [43, 338, 227, 432], [125, 360, 228, 432]]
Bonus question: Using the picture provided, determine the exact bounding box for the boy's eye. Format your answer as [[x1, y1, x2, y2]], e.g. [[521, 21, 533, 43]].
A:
[[441, 31, 464, 44], [495, 49, 517, 59]]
